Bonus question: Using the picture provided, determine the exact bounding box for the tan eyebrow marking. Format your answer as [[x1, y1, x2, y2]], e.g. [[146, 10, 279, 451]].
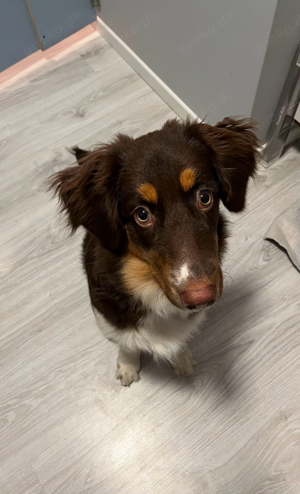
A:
[[138, 183, 158, 203], [180, 168, 196, 192]]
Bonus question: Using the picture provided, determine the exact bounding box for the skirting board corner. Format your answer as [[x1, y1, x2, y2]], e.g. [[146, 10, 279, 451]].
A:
[[96, 16, 198, 122]]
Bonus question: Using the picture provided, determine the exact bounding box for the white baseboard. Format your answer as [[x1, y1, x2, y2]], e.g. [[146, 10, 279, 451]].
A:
[[96, 16, 198, 121]]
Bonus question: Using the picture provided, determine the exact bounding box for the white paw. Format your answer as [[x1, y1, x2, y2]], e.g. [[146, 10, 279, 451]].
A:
[[116, 364, 140, 386], [172, 348, 195, 377]]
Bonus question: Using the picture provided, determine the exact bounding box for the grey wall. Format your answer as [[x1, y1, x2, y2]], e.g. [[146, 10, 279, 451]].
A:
[[251, 0, 300, 140], [98, 0, 278, 126], [28, 0, 96, 50], [0, 0, 38, 72]]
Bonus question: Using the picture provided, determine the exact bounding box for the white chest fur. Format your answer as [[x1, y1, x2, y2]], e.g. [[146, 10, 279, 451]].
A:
[[93, 306, 205, 361]]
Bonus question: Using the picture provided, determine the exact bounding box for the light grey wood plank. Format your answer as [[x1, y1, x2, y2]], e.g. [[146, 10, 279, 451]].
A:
[[0, 30, 300, 494], [0, 463, 45, 494]]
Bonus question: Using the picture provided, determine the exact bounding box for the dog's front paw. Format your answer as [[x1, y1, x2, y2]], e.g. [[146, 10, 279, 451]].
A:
[[116, 363, 140, 386], [172, 347, 195, 377]]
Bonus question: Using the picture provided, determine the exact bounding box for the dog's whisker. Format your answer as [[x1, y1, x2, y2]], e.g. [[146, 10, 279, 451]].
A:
[[222, 271, 234, 289]]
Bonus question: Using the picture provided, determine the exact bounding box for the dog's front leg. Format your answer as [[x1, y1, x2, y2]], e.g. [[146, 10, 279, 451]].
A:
[[116, 347, 141, 386], [171, 346, 195, 377]]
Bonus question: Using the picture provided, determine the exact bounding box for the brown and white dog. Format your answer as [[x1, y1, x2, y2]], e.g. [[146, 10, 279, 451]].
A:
[[50, 118, 259, 385]]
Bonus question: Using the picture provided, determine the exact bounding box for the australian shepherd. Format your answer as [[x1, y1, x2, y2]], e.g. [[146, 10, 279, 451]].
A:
[[50, 117, 258, 385]]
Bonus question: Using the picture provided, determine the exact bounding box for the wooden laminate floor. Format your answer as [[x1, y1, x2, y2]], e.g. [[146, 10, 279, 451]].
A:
[[1, 32, 300, 494]]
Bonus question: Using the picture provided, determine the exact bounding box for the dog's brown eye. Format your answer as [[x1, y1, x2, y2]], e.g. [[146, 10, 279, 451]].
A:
[[198, 190, 213, 210], [134, 207, 153, 227]]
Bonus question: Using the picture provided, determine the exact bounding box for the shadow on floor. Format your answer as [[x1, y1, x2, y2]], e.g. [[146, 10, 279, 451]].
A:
[[141, 274, 261, 401]]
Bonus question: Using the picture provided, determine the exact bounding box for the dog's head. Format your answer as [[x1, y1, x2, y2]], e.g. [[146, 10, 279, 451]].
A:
[[50, 118, 259, 313]]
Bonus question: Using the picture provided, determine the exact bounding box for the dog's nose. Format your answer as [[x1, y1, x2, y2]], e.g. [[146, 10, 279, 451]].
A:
[[180, 283, 217, 309]]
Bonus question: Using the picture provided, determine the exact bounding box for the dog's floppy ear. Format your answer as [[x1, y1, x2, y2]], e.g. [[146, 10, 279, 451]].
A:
[[187, 118, 260, 212], [48, 135, 133, 251], [71, 146, 89, 161]]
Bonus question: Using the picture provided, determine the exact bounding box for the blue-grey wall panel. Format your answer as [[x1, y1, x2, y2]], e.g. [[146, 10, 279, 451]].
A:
[[28, 0, 96, 50], [0, 0, 39, 72]]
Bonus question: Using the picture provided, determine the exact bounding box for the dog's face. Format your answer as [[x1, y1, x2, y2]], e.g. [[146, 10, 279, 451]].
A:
[[50, 118, 258, 312]]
